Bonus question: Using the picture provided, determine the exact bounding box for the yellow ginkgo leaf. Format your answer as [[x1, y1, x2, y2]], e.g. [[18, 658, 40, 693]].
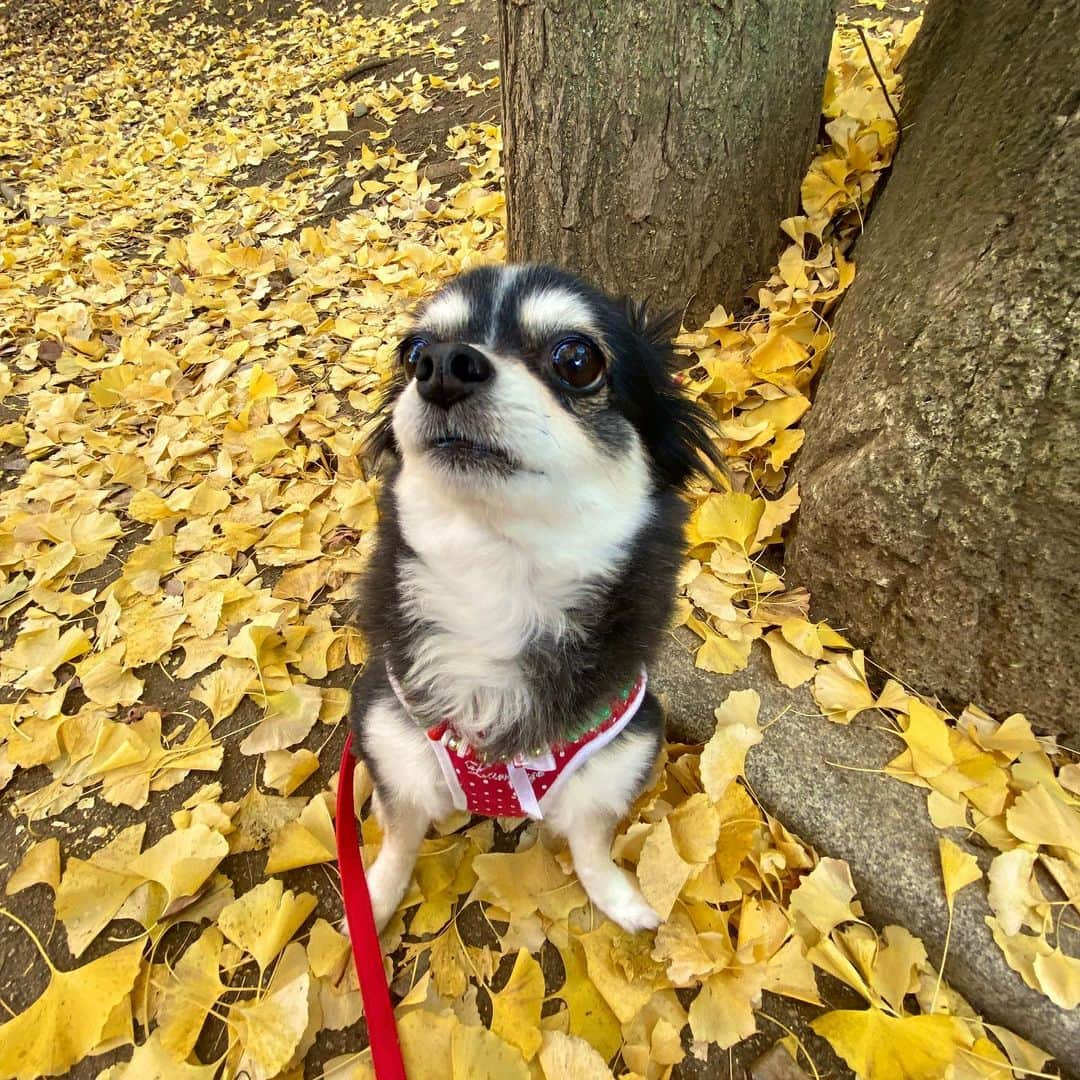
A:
[[812, 650, 875, 723], [217, 878, 317, 971], [537, 1030, 614, 1080], [686, 571, 738, 621], [239, 683, 323, 756], [98, 1031, 217, 1079], [247, 363, 278, 401], [688, 492, 764, 551], [77, 644, 144, 708], [156, 927, 226, 1060], [667, 792, 721, 864], [472, 840, 579, 923], [228, 969, 310, 1077], [687, 967, 764, 1050], [976, 712, 1043, 760], [987, 849, 1040, 936], [5, 837, 61, 895], [700, 689, 761, 803], [1006, 783, 1080, 854], [988, 919, 1080, 1010], [0, 938, 143, 1080], [694, 630, 753, 675], [868, 925, 927, 1014], [764, 629, 818, 688], [191, 661, 254, 724], [779, 616, 825, 660], [55, 824, 147, 957], [636, 817, 693, 920], [788, 857, 861, 946], [263, 747, 320, 795], [926, 790, 969, 830], [131, 823, 230, 916], [553, 939, 622, 1062], [228, 783, 305, 854], [777, 244, 810, 289], [938, 838, 982, 911], [390, 1009, 457, 1080], [1032, 948, 1080, 1010], [578, 921, 669, 1024], [751, 484, 801, 550], [264, 791, 336, 874], [425, 923, 471, 999], [902, 701, 955, 780], [451, 1019, 530, 1080], [811, 1009, 961, 1080], [307, 918, 351, 980], [489, 949, 545, 1061]]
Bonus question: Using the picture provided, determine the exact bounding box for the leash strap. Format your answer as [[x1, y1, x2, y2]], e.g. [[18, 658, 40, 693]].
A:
[[336, 733, 407, 1080]]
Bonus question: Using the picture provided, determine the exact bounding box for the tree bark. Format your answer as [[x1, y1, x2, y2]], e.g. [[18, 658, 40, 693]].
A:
[[498, 0, 834, 327], [787, 0, 1080, 732]]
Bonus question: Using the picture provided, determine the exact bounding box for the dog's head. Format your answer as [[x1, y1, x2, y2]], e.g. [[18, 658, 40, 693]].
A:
[[371, 264, 720, 500]]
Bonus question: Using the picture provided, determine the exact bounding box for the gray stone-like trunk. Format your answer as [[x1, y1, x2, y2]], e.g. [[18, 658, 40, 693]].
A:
[[498, 0, 834, 326], [653, 635, 1080, 1073], [786, 0, 1080, 732]]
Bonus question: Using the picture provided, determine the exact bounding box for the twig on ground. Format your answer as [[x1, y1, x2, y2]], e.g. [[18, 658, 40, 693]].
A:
[[337, 55, 394, 84], [856, 26, 903, 154]]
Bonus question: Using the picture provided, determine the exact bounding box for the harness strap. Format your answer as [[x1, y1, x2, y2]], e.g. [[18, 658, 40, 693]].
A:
[[336, 733, 406, 1080]]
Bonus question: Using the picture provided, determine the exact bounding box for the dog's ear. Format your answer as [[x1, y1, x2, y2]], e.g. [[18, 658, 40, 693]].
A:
[[615, 301, 726, 488]]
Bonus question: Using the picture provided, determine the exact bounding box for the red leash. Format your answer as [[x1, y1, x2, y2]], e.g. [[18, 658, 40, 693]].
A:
[[336, 733, 407, 1080]]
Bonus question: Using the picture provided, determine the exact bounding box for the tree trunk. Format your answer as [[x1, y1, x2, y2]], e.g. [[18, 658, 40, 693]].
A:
[[498, 0, 834, 327], [787, 0, 1080, 732]]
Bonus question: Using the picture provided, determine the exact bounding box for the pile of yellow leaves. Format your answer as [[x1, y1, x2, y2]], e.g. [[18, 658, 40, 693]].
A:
[[0, 0, 1074, 1077]]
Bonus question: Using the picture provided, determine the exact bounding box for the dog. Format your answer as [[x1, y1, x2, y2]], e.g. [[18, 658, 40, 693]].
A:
[[349, 263, 720, 933]]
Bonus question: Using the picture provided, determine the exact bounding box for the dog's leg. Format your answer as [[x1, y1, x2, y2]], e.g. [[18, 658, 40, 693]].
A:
[[567, 814, 661, 933], [544, 721, 664, 934], [366, 798, 432, 932], [352, 696, 454, 933]]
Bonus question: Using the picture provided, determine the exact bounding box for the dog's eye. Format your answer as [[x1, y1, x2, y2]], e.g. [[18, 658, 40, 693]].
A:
[[400, 336, 428, 379], [551, 336, 605, 392]]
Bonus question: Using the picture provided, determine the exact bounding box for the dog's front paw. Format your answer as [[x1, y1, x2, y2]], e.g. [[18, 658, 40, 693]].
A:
[[588, 868, 662, 934], [365, 857, 408, 934], [608, 893, 662, 934]]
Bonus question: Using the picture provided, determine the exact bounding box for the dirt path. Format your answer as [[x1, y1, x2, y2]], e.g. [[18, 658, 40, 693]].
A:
[[1, 1, 503, 1075]]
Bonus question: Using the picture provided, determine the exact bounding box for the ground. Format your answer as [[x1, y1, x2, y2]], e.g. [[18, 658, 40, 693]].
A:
[[0, 1, 1076, 1079]]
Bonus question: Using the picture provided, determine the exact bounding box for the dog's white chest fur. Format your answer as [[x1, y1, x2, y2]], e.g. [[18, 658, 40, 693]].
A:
[[393, 455, 651, 741]]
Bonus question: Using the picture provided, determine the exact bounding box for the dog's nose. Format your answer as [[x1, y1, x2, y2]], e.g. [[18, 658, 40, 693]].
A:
[[414, 342, 493, 409]]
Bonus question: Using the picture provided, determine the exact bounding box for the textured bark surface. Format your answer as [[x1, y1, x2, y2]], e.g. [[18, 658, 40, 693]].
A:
[[787, 0, 1080, 731], [498, 0, 834, 326]]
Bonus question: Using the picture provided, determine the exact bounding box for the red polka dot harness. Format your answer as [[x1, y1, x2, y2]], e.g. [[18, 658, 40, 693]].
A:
[[387, 667, 648, 820]]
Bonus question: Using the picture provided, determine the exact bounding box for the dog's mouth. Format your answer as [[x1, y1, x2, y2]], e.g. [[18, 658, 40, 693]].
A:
[[425, 436, 518, 474]]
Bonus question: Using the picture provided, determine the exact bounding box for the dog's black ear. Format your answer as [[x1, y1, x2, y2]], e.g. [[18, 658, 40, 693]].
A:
[[617, 301, 726, 489]]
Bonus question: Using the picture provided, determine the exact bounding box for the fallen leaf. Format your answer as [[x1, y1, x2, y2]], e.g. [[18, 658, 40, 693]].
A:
[[537, 1029, 614, 1080], [5, 837, 61, 895], [155, 927, 227, 1060], [0, 940, 143, 1080], [98, 1031, 217, 1079], [265, 792, 336, 873], [700, 689, 762, 802], [812, 651, 875, 723], [218, 878, 317, 971], [490, 949, 545, 1061], [812, 1009, 960, 1080], [938, 838, 982, 910]]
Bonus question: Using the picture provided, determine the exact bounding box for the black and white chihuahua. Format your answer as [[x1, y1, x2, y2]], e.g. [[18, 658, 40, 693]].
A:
[[349, 264, 720, 933]]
